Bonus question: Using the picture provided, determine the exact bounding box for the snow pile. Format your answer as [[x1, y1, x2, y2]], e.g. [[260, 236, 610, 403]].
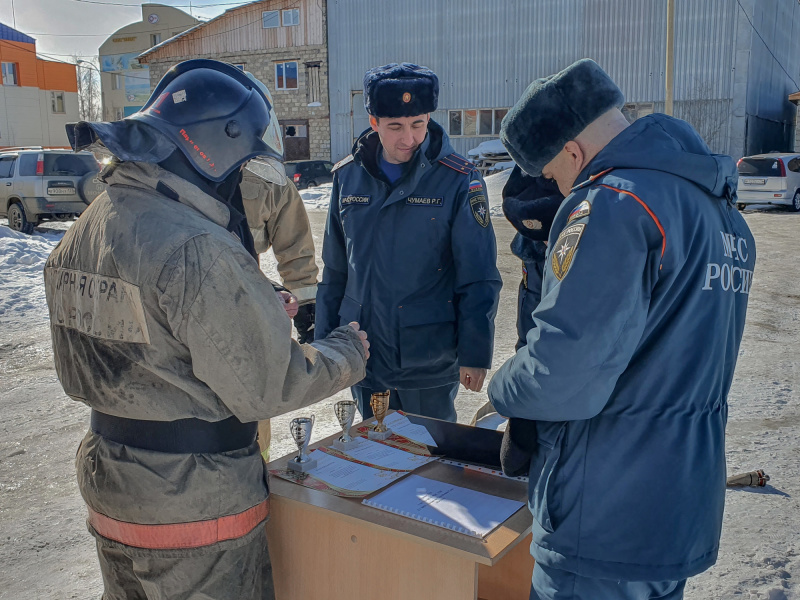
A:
[[299, 183, 333, 212], [467, 138, 508, 158], [468, 139, 515, 176], [0, 225, 64, 330]]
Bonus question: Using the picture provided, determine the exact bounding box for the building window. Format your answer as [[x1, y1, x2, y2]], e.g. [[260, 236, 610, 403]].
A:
[[448, 110, 462, 136], [262, 10, 280, 28], [493, 108, 508, 134], [282, 8, 300, 26], [232, 63, 245, 71], [478, 110, 493, 135], [51, 91, 65, 114], [2, 62, 18, 86], [448, 108, 510, 136], [111, 74, 122, 90], [275, 61, 298, 90], [305, 61, 321, 106], [150, 33, 162, 46]]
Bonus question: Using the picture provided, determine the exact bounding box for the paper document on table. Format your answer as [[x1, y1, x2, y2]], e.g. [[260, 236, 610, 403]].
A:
[[384, 412, 438, 447], [362, 474, 524, 538], [338, 438, 438, 471], [304, 449, 407, 493]]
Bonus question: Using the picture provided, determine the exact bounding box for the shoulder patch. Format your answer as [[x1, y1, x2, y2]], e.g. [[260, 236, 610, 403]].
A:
[[439, 153, 474, 175], [567, 200, 591, 223], [470, 194, 490, 227], [332, 154, 355, 172], [551, 223, 586, 281]]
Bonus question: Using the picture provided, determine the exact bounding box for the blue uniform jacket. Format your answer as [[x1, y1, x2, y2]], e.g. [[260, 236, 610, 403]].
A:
[[511, 235, 546, 351], [316, 120, 502, 390], [488, 114, 755, 581]]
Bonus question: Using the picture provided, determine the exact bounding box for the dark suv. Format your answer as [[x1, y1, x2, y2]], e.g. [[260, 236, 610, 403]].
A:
[[284, 160, 334, 190], [0, 148, 103, 234]]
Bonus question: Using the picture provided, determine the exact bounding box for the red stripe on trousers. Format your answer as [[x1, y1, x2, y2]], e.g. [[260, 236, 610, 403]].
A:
[[87, 499, 270, 550]]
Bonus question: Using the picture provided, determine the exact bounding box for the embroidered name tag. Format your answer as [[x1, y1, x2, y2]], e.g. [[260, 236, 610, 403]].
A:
[[341, 195, 370, 205], [406, 197, 443, 207], [44, 267, 151, 344]]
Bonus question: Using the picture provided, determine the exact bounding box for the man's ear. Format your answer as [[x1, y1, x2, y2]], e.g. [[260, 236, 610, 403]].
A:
[[563, 140, 585, 174], [369, 115, 379, 132]]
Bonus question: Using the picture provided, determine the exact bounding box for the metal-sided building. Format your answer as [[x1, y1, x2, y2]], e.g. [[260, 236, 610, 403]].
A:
[[327, 0, 800, 162]]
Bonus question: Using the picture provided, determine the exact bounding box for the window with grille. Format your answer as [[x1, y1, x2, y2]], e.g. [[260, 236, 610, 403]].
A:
[[448, 108, 510, 136]]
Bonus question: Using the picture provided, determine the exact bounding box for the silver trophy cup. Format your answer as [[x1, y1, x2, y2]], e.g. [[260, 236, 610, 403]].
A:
[[287, 415, 317, 473], [332, 400, 362, 451]]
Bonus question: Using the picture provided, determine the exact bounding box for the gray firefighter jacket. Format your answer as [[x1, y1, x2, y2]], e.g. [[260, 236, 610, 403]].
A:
[[44, 161, 366, 529]]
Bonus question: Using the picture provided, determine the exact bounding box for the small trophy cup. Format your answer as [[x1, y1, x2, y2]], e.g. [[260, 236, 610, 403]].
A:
[[332, 400, 363, 451], [368, 390, 393, 441], [287, 415, 317, 473]]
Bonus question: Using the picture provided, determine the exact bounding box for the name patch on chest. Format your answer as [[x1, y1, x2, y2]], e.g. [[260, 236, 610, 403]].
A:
[[341, 195, 370, 206], [44, 267, 151, 344], [406, 196, 443, 207]]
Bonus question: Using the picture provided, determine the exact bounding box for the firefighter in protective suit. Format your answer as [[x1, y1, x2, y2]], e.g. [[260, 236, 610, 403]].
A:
[[238, 77, 320, 460], [44, 59, 368, 600]]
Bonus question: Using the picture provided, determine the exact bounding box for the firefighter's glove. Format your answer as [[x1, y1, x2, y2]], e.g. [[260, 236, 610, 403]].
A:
[[293, 302, 316, 344]]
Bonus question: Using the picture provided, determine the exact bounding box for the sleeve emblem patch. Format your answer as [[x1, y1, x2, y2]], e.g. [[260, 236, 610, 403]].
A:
[[470, 195, 490, 227], [551, 223, 585, 281], [567, 200, 591, 223]]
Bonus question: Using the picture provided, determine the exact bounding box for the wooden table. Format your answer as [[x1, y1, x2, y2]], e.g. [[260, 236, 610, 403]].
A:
[[265, 426, 534, 600]]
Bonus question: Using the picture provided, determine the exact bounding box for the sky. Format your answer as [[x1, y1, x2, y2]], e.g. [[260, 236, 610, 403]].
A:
[[0, 0, 244, 63]]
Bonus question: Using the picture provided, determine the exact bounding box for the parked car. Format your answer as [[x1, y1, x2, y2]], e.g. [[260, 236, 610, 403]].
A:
[[284, 160, 334, 190], [0, 147, 103, 234], [736, 152, 800, 212]]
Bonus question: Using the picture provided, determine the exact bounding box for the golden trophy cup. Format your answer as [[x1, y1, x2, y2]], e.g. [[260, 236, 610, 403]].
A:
[[368, 390, 393, 441]]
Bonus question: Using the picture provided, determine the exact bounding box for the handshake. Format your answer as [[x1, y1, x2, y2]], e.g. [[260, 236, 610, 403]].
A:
[[275, 290, 370, 358]]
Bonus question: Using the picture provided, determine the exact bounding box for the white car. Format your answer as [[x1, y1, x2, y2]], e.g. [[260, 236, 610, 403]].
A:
[[736, 153, 800, 212]]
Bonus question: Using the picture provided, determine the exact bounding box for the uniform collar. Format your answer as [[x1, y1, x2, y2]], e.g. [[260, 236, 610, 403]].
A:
[[102, 161, 231, 228]]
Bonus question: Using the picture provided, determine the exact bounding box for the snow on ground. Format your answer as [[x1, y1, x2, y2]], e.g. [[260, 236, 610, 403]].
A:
[[0, 221, 68, 335], [299, 183, 333, 211], [1, 204, 797, 599]]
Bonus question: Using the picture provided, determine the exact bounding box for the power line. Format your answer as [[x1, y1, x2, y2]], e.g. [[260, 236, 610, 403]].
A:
[[69, 0, 258, 7], [736, 0, 799, 90]]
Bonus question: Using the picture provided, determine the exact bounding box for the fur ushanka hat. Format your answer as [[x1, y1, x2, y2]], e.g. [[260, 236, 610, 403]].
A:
[[363, 63, 439, 118], [500, 59, 625, 177]]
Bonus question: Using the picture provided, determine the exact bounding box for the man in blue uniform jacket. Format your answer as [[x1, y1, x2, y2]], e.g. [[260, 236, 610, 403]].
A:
[[489, 59, 755, 599], [316, 63, 501, 421], [501, 167, 563, 350]]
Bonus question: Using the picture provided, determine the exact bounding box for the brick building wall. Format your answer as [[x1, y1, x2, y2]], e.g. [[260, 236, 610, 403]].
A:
[[147, 45, 330, 161]]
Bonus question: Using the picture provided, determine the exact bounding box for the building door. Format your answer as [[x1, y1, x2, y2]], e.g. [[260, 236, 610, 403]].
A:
[[351, 91, 370, 144], [282, 120, 310, 161]]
